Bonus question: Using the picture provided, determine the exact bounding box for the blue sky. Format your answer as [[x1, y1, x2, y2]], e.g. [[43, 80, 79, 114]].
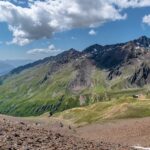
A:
[[0, 0, 150, 60]]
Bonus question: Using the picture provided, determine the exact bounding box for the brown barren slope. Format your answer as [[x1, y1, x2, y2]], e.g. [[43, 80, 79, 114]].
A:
[[77, 117, 150, 148], [0, 115, 135, 150]]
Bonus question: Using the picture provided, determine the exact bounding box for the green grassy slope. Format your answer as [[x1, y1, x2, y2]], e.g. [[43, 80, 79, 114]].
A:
[[0, 61, 80, 116], [54, 97, 150, 126], [0, 51, 149, 117], [0, 57, 149, 117]]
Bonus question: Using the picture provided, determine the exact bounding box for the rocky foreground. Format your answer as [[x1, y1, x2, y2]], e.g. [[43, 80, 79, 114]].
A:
[[0, 116, 135, 150]]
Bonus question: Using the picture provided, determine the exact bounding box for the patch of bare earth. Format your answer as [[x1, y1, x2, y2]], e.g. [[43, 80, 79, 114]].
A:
[[77, 117, 150, 148], [0, 115, 133, 150]]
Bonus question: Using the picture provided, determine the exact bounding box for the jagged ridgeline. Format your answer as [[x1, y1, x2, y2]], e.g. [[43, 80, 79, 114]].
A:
[[0, 36, 150, 116]]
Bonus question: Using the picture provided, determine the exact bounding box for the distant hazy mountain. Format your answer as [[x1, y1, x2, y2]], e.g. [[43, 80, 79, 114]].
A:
[[0, 61, 14, 75], [0, 36, 150, 116], [3, 59, 33, 67], [0, 59, 33, 75]]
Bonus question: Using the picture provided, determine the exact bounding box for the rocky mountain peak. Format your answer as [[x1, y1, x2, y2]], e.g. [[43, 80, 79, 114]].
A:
[[133, 35, 150, 47], [138, 35, 149, 41], [53, 48, 81, 64], [58, 48, 80, 58], [67, 48, 78, 53], [83, 44, 103, 53]]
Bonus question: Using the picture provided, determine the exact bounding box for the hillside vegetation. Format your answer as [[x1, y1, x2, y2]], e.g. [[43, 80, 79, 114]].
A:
[[54, 96, 150, 126], [0, 36, 150, 116]]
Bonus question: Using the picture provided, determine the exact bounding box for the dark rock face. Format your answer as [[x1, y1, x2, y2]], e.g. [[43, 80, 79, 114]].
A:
[[83, 43, 128, 69], [108, 67, 122, 80], [133, 36, 150, 48], [83, 36, 150, 70], [69, 59, 93, 91], [130, 62, 150, 86]]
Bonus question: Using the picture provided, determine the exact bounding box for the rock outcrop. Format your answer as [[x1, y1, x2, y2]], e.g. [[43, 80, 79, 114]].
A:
[[130, 62, 150, 86]]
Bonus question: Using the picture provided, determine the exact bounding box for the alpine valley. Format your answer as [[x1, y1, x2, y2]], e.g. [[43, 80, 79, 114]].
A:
[[0, 36, 150, 119]]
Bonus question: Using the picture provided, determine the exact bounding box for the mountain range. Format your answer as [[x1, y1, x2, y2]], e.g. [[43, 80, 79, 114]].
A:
[[0, 36, 150, 116], [0, 61, 14, 75], [0, 60, 33, 75]]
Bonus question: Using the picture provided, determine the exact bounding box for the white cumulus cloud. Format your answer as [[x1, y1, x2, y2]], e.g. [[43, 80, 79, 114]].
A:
[[109, 0, 150, 8], [27, 44, 61, 54], [0, 0, 126, 45], [0, 0, 150, 45], [89, 29, 97, 36], [143, 14, 150, 26]]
